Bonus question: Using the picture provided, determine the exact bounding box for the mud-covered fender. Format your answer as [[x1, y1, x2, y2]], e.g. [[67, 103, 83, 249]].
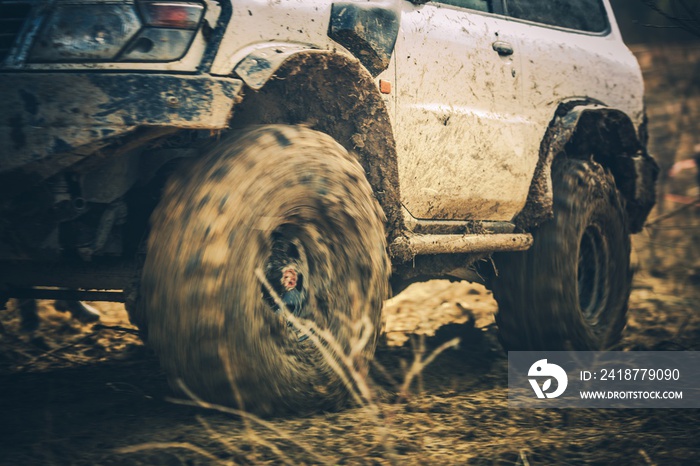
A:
[[516, 103, 659, 233], [230, 49, 404, 242]]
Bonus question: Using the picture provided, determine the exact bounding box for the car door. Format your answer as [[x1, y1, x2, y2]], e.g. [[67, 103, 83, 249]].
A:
[[394, 0, 538, 221]]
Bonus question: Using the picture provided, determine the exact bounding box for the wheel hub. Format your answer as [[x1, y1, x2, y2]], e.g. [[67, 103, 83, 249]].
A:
[[281, 266, 298, 291], [263, 228, 310, 341], [577, 225, 609, 323]]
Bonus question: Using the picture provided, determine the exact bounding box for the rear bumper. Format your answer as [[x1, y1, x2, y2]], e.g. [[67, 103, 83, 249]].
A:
[[0, 73, 243, 173]]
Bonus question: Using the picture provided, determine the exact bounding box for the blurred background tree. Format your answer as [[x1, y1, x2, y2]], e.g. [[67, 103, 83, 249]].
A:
[[609, 1, 700, 279], [639, 0, 699, 39], [611, 0, 700, 43]]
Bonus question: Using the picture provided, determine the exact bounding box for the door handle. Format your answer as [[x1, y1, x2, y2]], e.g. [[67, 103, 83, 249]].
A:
[[492, 41, 514, 56]]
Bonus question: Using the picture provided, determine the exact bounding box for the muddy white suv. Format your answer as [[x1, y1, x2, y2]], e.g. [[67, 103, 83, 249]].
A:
[[0, 0, 657, 414]]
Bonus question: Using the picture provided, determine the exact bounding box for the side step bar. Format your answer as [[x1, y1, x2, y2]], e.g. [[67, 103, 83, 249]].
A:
[[390, 233, 533, 262]]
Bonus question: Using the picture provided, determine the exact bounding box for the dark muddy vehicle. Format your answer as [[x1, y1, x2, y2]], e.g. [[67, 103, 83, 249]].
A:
[[0, 0, 657, 414]]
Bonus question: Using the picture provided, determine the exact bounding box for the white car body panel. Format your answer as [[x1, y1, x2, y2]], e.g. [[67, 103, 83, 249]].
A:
[[394, 3, 538, 221], [210, 0, 342, 75]]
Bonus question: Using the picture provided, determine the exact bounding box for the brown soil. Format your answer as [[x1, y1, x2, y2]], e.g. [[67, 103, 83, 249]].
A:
[[1, 266, 698, 465]]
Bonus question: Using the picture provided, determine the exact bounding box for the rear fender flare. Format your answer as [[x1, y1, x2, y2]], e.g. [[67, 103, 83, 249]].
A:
[[516, 103, 658, 233]]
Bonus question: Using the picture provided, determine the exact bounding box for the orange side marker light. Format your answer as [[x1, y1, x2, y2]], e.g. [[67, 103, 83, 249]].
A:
[[379, 79, 392, 94]]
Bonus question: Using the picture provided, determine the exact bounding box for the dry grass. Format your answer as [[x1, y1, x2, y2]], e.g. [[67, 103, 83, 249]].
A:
[[113, 269, 464, 465], [108, 262, 700, 465], [3, 221, 698, 465], [2, 266, 698, 464]]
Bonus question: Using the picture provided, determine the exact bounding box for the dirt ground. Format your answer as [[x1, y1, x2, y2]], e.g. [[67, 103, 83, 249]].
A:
[[1, 255, 698, 465]]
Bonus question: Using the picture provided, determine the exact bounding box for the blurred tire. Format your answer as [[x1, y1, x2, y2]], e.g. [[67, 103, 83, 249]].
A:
[[139, 125, 389, 414], [492, 158, 631, 350]]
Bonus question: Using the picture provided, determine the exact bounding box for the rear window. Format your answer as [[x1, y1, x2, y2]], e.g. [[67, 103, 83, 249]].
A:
[[504, 0, 609, 33]]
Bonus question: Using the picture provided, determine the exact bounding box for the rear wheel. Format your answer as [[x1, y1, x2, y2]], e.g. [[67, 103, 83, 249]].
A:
[[492, 157, 631, 350], [139, 125, 389, 414]]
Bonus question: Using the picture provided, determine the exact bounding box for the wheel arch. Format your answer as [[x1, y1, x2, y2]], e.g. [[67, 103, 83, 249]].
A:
[[515, 101, 659, 233], [230, 49, 404, 242]]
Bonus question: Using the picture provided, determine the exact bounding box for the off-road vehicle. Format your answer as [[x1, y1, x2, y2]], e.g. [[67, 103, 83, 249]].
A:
[[0, 0, 658, 414]]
